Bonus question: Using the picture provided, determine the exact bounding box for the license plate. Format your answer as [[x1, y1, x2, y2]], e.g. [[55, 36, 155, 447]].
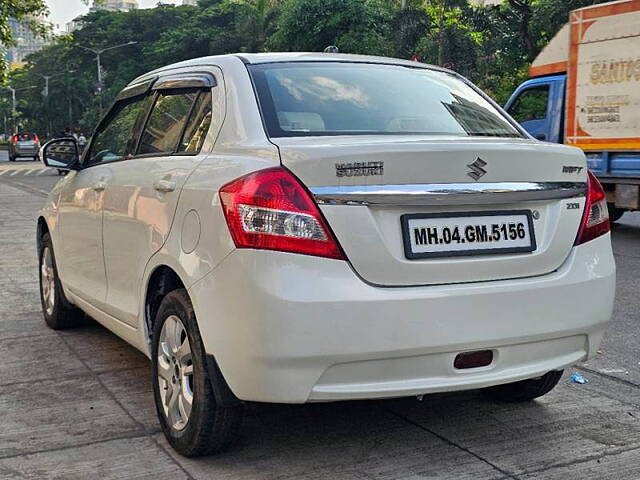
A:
[[401, 210, 536, 259]]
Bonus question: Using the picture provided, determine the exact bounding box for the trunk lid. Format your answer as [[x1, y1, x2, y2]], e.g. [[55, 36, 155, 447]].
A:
[[274, 135, 588, 286]]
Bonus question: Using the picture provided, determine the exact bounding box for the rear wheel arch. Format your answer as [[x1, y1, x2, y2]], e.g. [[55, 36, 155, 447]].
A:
[[145, 266, 242, 411], [145, 265, 186, 340], [36, 217, 50, 250]]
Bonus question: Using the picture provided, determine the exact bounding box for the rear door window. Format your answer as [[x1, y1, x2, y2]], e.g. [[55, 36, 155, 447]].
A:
[[178, 91, 213, 153], [138, 90, 198, 155]]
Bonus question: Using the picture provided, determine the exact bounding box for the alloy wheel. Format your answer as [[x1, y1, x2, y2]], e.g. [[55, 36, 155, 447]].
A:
[[157, 314, 194, 431], [40, 247, 56, 316]]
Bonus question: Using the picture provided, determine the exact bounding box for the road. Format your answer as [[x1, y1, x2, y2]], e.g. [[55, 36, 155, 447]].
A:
[[0, 163, 638, 479], [0, 149, 62, 194]]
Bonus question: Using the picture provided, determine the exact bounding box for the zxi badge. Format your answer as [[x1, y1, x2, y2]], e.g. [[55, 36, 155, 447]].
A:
[[467, 157, 488, 181]]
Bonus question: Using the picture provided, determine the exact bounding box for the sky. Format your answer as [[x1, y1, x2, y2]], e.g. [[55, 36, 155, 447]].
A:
[[45, 0, 183, 32]]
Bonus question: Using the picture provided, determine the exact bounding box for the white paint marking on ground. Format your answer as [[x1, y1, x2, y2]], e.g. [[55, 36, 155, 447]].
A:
[[22, 169, 37, 176], [9, 170, 21, 177], [0, 170, 9, 176], [36, 169, 47, 176]]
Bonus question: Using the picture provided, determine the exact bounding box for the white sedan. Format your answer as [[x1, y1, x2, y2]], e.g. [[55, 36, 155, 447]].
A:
[[38, 53, 615, 457]]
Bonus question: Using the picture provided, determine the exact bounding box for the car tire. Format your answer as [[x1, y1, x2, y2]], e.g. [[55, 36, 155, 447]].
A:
[[152, 289, 243, 457], [8, 155, 15, 162], [607, 203, 624, 223], [38, 232, 85, 330], [483, 370, 563, 402]]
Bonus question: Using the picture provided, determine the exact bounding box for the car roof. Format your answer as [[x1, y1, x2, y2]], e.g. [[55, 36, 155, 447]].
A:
[[236, 52, 447, 70], [130, 52, 455, 86]]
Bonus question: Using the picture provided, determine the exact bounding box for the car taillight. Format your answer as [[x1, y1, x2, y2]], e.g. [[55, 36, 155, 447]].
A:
[[219, 167, 345, 260], [11, 135, 18, 144], [34, 135, 40, 144], [575, 171, 610, 246]]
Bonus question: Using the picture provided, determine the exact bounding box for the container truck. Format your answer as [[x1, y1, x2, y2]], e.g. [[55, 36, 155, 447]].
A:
[[505, 0, 640, 221]]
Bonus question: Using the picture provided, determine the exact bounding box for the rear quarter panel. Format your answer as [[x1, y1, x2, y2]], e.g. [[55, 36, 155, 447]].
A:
[[137, 57, 280, 353]]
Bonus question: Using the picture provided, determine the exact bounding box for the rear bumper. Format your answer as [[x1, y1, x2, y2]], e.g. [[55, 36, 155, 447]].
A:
[[189, 234, 615, 403], [12, 147, 39, 156]]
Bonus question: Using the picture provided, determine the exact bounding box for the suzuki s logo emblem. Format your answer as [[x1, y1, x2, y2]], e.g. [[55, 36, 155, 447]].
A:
[[467, 157, 487, 181]]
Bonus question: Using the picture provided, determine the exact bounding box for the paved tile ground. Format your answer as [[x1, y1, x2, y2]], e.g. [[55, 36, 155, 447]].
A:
[[0, 179, 638, 479]]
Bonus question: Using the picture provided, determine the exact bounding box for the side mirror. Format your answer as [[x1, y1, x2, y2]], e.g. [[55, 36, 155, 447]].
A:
[[42, 138, 80, 170]]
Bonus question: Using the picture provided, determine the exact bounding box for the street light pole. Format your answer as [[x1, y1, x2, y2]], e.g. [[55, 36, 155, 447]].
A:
[[10, 88, 16, 130], [34, 70, 75, 98], [34, 70, 76, 137], [2, 86, 38, 134], [77, 41, 138, 116], [96, 51, 103, 113]]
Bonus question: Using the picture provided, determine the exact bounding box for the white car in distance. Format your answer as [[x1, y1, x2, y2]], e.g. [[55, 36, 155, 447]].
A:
[[38, 53, 615, 457]]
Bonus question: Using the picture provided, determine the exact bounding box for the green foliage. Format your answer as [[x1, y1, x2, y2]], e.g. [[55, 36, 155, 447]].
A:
[[268, 0, 392, 55], [3, 0, 616, 138]]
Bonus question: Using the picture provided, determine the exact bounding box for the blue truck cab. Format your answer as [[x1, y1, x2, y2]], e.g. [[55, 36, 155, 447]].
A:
[[505, 75, 640, 221], [505, 75, 566, 144]]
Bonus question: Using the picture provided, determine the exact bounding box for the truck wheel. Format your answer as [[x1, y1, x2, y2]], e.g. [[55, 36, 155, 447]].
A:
[[152, 289, 243, 457], [607, 204, 624, 223], [39, 232, 85, 330], [483, 370, 563, 402]]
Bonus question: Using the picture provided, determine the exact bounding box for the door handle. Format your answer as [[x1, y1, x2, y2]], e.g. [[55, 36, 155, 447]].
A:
[[92, 181, 107, 192], [153, 179, 176, 193]]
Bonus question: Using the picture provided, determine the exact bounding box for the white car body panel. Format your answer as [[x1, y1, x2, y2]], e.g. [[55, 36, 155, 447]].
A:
[[275, 136, 589, 285], [56, 167, 108, 308], [189, 234, 614, 403], [101, 154, 202, 325], [37, 53, 615, 403]]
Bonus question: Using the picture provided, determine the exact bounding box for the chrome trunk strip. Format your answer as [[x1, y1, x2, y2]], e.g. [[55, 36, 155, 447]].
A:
[[311, 182, 587, 206]]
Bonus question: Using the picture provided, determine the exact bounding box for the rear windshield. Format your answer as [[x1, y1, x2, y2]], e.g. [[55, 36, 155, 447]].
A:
[[248, 62, 522, 138]]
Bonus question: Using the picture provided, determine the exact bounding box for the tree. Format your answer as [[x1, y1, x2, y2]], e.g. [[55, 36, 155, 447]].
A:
[[388, 4, 430, 59], [231, 0, 283, 52], [414, 0, 483, 78], [5, 0, 619, 137], [0, 0, 48, 79], [268, 0, 392, 55]]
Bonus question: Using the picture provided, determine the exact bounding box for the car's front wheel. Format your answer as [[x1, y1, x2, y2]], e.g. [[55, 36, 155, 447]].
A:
[[38, 232, 85, 329], [152, 289, 243, 457], [484, 370, 563, 402]]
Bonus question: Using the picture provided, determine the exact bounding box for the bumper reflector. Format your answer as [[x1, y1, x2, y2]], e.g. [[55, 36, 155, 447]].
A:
[[454, 350, 493, 369]]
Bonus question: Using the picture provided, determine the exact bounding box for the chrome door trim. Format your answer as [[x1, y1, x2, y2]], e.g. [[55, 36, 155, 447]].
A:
[[310, 182, 587, 206]]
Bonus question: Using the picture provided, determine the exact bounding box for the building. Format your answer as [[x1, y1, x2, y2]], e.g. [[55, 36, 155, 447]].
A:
[[65, 18, 84, 33], [90, 0, 139, 13], [66, 0, 138, 34], [2, 17, 51, 68]]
